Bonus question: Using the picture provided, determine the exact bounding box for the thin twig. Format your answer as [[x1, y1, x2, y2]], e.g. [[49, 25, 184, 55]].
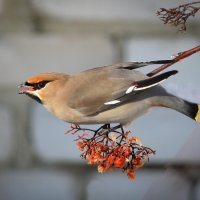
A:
[[147, 45, 200, 77]]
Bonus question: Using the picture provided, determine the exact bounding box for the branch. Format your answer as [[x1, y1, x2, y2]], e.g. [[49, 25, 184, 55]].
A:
[[147, 44, 200, 77], [157, 1, 200, 31]]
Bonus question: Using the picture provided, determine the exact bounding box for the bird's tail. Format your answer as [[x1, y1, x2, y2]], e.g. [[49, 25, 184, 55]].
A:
[[194, 104, 200, 122], [151, 95, 200, 123], [183, 101, 200, 123]]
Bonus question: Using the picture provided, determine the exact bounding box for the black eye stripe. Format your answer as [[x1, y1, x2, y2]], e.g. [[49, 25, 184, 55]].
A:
[[25, 81, 33, 86], [25, 81, 50, 89], [34, 81, 50, 90]]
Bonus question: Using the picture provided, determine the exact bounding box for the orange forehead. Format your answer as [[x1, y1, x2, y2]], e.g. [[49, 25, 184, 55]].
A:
[[26, 72, 68, 84], [27, 76, 47, 84]]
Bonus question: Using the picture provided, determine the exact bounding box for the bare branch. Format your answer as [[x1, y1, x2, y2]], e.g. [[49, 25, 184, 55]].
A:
[[157, 1, 200, 31]]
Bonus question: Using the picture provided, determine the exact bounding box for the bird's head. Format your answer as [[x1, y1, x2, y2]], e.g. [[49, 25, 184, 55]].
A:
[[19, 72, 70, 104]]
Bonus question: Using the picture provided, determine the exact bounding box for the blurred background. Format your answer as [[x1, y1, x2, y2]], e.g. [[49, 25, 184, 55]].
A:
[[0, 0, 200, 199]]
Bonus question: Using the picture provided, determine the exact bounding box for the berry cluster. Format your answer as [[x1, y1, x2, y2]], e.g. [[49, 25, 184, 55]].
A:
[[66, 124, 155, 180]]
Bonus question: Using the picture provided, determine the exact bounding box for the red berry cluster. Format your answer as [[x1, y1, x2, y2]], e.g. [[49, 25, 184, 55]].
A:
[[66, 124, 155, 180]]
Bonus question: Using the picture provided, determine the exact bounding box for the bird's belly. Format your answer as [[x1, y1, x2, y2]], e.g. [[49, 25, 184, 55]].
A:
[[92, 102, 149, 125], [63, 101, 150, 125]]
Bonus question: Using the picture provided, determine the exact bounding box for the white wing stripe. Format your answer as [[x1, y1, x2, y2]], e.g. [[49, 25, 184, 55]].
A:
[[133, 79, 166, 91], [104, 78, 166, 105], [126, 79, 166, 93], [104, 100, 121, 105], [125, 85, 137, 94]]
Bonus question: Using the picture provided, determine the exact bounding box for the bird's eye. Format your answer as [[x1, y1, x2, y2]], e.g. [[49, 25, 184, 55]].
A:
[[34, 81, 49, 90]]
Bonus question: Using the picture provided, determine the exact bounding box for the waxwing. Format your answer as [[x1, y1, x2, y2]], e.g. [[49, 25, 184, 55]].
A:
[[19, 60, 200, 126]]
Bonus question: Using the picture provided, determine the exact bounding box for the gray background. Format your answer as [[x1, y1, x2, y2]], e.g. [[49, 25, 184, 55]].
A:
[[0, 0, 200, 200]]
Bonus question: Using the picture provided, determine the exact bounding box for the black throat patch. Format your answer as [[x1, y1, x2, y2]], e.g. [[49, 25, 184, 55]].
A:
[[26, 93, 43, 104]]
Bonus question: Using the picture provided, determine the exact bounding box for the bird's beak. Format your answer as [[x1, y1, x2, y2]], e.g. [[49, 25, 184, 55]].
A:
[[18, 83, 35, 94]]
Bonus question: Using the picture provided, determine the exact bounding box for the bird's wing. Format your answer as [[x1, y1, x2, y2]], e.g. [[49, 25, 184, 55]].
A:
[[67, 63, 177, 116], [93, 70, 178, 115], [82, 60, 173, 74], [108, 60, 173, 70]]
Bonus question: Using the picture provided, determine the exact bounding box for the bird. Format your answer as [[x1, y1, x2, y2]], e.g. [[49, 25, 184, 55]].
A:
[[19, 60, 200, 127]]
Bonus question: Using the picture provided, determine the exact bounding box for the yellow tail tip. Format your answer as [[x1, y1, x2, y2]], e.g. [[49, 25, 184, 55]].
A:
[[195, 104, 200, 123]]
